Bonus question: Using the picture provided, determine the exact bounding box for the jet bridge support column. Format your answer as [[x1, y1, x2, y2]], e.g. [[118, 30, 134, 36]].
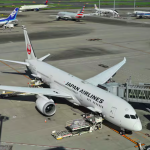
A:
[[126, 81, 129, 101]]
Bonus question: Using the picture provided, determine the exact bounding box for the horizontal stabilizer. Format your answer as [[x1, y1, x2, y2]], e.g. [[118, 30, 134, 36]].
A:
[[0, 85, 71, 98], [38, 54, 50, 61], [0, 59, 29, 66]]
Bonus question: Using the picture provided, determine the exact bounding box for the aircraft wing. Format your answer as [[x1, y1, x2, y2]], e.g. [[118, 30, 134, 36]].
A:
[[87, 106, 102, 113], [85, 58, 126, 86], [0, 85, 71, 98]]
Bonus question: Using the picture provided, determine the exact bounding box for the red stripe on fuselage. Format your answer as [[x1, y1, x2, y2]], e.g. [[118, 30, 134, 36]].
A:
[[76, 16, 82, 18]]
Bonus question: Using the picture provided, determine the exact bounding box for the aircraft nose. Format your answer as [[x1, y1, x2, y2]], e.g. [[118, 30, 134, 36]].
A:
[[133, 121, 142, 131]]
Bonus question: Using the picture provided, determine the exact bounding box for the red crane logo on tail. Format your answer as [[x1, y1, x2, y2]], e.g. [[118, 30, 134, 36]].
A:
[[27, 44, 31, 55]]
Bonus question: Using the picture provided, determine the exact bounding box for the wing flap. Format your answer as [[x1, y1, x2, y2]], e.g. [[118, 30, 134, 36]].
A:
[[86, 57, 126, 86], [0, 85, 71, 98]]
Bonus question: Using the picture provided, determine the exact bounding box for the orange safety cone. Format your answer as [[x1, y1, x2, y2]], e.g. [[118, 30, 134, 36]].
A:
[[45, 119, 47, 123]]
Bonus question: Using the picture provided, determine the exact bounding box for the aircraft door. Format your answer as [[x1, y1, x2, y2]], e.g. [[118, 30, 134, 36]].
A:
[[110, 107, 117, 118]]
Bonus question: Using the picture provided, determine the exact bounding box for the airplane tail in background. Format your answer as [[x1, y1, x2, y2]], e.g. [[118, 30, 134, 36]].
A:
[[7, 8, 19, 20], [44, 0, 48, 5], [23, 26, 37, 60], [77, 5, 85, 17], [94, 4, 98, 9]]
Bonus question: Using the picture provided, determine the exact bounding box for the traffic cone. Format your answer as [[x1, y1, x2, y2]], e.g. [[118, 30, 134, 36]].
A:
[[45, 119, 47, 123]]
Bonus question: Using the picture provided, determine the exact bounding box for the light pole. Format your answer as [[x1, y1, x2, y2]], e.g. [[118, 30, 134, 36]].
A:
[[99, 0, 100, 16], [134, 0, 136, 11], [114, 0, 115, 10], [0, 114, 3, 145]]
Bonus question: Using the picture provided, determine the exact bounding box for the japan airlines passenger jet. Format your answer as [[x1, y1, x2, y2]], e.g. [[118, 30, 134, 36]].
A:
[[0, 26, 142, 134], [19, 0, 48, 11], [0, 8, 19, 26], [56, 5, 85, 21]]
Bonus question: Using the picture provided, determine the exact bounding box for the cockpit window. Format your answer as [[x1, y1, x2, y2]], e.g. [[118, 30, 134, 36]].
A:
[[130, 115, 136, 119], [124, 114, 130, 118], [135, 114, 138, 119]]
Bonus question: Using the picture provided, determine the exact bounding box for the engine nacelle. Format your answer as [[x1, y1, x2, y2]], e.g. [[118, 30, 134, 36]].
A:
[[36, 95, 56, 116]]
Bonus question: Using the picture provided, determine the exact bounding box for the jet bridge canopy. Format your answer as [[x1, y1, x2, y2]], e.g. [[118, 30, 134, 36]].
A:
[[99, 77, 150, 104]]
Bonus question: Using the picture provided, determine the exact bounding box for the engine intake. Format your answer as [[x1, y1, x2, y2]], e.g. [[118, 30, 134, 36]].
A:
[[36, 95, 56, 116]]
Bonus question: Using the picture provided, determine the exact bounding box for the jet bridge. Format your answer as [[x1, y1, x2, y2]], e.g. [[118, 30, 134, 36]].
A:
[[99, 77, 150, 103]]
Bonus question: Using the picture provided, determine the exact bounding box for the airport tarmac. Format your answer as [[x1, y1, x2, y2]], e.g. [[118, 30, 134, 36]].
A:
[[0, 10, 150, 150]]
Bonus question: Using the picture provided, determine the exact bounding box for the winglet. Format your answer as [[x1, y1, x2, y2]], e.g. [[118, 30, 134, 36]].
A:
[[124, 57, 126, 62], [85, 57, 127, 86]]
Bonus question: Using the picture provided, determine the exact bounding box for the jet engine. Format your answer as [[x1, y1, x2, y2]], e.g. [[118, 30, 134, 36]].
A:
[[35, 8, 39, 11], [36, 95, 56, 116]]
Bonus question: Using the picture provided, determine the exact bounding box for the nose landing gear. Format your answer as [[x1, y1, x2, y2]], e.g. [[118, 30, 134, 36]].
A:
[[119, 129, 132, 135]]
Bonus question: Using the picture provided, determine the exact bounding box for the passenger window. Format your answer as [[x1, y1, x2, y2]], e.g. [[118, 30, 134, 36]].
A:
[[124, 114, 130, 118], [130, 115, 136, 119]]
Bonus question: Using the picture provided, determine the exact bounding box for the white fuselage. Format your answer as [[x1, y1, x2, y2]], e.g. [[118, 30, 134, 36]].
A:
[[134, 11, 150, 18], [0, 18, 18, 26], [95, 8, 119, 16], [20, 5, 48, 11], [134, 11, 150, 14], [57, 12, 81, 19], [26, 59, 142, 131]]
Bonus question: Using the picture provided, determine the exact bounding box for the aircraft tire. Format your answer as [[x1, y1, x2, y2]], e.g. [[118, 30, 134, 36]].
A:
[[146, 146, 150, 150], [119, 131, 125, 135], [99, 113, 103, 117]]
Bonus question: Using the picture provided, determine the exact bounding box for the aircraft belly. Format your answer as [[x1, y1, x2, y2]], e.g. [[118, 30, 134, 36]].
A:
[[0, 22, 5, 25], [71, 15, 75, 19]]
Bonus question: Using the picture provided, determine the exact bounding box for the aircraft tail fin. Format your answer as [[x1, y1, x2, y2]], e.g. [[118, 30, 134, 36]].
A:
[[76, 5, 85, 17], [94, 4, 98, 9], [22, 25, 36, 60], [7, 8, 19, 21], [44, 0, 48, 5]]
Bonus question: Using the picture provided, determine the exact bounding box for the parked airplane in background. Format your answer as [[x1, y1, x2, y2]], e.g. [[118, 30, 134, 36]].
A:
[[134, 10, 150, 18], [19, 0, 48, 12], [0, 8, 19, 27], [0, 26, 142, 135], [56, 5, 85, 21], [94, 4, 119, 17]]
